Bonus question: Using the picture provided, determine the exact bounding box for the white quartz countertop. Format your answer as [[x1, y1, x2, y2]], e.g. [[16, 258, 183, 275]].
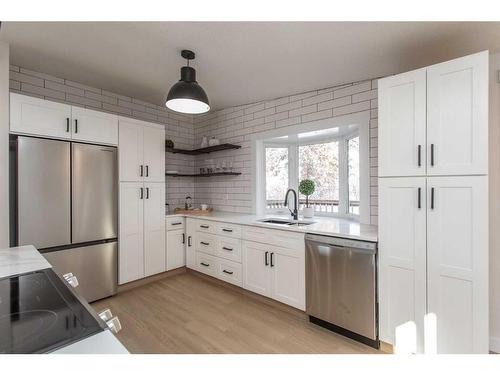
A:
[[0, 245, 52, 278], [166, 212, 378, 242], [52, 330, 129, 354]]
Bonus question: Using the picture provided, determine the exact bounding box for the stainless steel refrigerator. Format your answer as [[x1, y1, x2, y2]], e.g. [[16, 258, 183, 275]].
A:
[[11, 136, 118, 302]]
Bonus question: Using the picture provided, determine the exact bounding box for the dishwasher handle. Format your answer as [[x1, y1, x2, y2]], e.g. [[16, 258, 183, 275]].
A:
[[305, 234, 377, 253]]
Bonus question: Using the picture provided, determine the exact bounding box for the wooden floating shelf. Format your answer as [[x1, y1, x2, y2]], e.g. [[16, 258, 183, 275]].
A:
[[166, 172, 242, 177], [166, 143, 242, 155]]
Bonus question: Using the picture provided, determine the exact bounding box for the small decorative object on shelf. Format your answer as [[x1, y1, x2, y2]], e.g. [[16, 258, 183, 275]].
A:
[[165, 139, 175, 149], [208, 137, 220, 146], [200, 136, 208, 148], [299, 179, 316, 218]]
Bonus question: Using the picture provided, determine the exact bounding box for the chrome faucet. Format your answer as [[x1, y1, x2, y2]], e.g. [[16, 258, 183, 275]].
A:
[[284, 188, 299, 220]]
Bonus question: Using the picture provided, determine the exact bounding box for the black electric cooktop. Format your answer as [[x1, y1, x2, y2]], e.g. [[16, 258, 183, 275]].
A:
[[0, 269, 104, 354]]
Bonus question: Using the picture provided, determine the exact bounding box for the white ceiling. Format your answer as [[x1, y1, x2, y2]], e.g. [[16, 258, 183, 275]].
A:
[[2, 22, 500, 110]]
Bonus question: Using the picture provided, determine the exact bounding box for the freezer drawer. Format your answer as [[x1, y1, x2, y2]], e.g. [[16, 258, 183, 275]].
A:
[[42, 241, 117, 302], [16, 137, 71, 249], [72, 143, 118, 243]]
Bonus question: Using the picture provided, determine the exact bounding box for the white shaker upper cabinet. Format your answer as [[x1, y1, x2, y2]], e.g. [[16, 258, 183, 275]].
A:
[[378, 177, 427, 354], [118, 118, 144, 182], [378, 68, 427, 177], [71, 107, 118, 145], [143, 125, 166, 183], [426, 176, 488, 354], [427, 51, 488, 176], [10, 93, 72, 140]]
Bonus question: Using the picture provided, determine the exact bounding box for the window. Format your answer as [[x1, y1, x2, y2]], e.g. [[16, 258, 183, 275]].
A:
[[262, 127, 361, 218], [299, 141, 339, 213], [265, 147, 288, 208]]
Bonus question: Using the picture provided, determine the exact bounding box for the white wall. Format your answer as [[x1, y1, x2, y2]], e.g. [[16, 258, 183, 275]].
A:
[[489, 53, 500, 352], [0, 43, 9, 248]]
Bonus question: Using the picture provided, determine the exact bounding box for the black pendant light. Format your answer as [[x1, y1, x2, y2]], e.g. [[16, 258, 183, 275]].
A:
[[165, 50, 210, 114]]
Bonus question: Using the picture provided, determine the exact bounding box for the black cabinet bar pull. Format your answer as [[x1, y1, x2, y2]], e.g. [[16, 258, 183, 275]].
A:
[[172, 222, 182, 226], [66, 118, 70, 132], [140, 165, 144, 177], [140, 187, 143, 199], [182, 233, 185, 244], [146, 187, 150, 199], [188, 236, 192, 247], [430, 144, 434, 166], [222, 228, 233, 232], [222, 270, 233, 275], [74, 119, 78, 133], [200, 262, 209, 267], [418, 187, 422, 209], [145, 165, 149, 177], [222, 246, 233, 251], [200, 241, 209, 246], [200, 225, 209, 229], [417, 145, 422, 167], [265, 251, 269, 266], [431, 187, 435, 210], [270, 253, 274, 267]]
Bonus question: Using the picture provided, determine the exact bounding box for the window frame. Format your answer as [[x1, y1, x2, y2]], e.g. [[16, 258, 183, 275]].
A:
[[263, 131, 360, 219]]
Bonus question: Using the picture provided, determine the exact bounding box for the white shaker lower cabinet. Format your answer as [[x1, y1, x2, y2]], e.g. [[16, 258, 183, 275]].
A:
[[378, 177, 427, 353], [185, 218, 197, 269], [118, 182, 144, 284], [242, 240, 305, 310], [242, 241, 272, 298], [10, 92, 72, 139], [143, 183, 166, 277], [71, 106, 118, 145], [166, 229, 186, 271], [426, 176, 488, 354]]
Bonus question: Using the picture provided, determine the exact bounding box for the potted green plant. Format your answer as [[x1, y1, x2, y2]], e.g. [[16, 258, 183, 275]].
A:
[[299, 179, 315, 218]]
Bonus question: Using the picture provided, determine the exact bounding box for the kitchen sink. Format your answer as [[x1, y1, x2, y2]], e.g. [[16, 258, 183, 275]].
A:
[[258, 218, 316, 226]]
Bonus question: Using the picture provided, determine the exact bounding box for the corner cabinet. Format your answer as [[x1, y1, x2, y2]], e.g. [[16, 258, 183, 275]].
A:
[[10, 93, 118, 145], [378, 51, 489, 354]]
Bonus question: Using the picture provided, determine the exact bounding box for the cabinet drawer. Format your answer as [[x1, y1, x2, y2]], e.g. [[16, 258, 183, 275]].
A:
[[196, 252, 217, 277], [216, 258, 242, 287], [195, 232, 217, 255], [196, 220, 215, 233], [216, 236, 242, 263], [166, 216, 185, 231], [242, 225, 305, 251], [215, 222, 242, 238]]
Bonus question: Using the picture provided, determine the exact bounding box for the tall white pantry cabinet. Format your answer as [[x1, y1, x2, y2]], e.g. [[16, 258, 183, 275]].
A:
[[118, 117, 165, 284], [378, 51, 489, 354]]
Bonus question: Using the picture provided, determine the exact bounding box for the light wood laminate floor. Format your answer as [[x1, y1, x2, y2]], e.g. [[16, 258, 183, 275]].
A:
[[92, 270, 380, 354]]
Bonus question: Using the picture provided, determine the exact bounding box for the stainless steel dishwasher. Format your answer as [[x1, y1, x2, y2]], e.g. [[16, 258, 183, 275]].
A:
[[305, 234, 378, 348]]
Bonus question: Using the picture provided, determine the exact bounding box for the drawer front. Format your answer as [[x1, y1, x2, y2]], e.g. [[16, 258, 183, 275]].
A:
[[166, 217, 185, 231], [242, 225, 305, 250], [216, 236, 242, 263], [216, 258, 242, 287], [195, 232, 217, 255], [271, 230, 305, 251], [196, 220, 215, 234], [242, 225, 270, 244], [196, 252, 217, 277], [216, 222, 242, 238]]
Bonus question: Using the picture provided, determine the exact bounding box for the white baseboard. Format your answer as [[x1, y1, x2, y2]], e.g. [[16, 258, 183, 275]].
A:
[[490, 336, 500, 353]]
